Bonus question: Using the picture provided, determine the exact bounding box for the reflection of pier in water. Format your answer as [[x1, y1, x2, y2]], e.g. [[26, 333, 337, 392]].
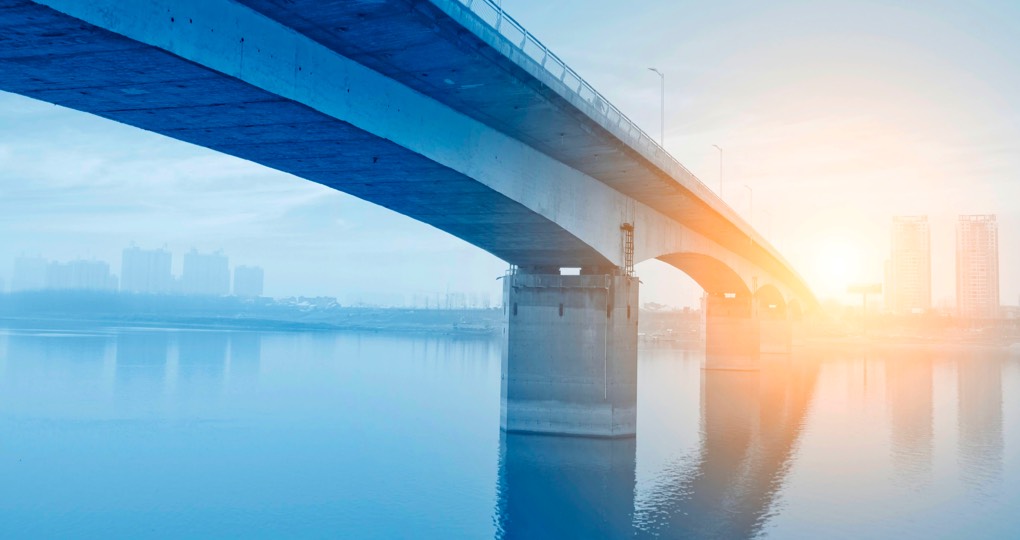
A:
[[495, 357, 819, 538], [495, 434, 636, 539]]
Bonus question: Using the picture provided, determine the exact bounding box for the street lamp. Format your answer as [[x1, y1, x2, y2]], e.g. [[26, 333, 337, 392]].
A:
[[712, 144, 723, 195], [648, 68, 664, 146], [743, 184, 753, 223]]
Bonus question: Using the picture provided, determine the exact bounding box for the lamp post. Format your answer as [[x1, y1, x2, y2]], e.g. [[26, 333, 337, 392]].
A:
[[648, 67, 664, 146], [712, 144, 723, 196], [744, 184, 753, 223]]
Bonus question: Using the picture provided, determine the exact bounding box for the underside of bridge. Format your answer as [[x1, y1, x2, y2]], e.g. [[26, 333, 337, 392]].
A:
[[0, 0, 813, 437]]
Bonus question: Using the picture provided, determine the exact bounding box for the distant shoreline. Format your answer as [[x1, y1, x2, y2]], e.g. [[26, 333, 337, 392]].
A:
[[0, 313, 503, 338]]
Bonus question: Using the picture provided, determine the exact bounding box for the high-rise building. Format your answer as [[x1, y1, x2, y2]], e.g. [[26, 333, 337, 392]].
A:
[[956, 215, 999, 319], [182, 249, 230, 296], [11, 256, 48, 291], [121, 246, 173, 294], [45, 259, 118, 291], [889, 216, 931, 314], [233, 265, 264, 298]]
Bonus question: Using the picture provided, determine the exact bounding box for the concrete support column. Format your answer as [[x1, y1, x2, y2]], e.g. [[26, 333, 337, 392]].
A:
[[501, 272, 639, 437], [705, 293, 759, 370]]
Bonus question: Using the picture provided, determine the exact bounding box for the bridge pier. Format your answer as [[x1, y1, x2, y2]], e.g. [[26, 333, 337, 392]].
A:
[[705, 293, 759, 370], [704, 294, 793, 370], [501, 271, 639, 438]]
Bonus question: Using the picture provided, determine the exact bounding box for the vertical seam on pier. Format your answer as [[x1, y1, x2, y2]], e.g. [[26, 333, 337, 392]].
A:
[[604, 275, 609, 401]]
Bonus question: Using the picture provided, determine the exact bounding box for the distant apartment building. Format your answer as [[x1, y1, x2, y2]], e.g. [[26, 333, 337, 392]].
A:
[[121, 246, 173, 294], [45, 259, 117, 290], [233, 265, 264, 298], [888, 216, 931, 314], [11, 256, 48, 291], [956, 215, 999, 319], [182, 249, 230, 296]]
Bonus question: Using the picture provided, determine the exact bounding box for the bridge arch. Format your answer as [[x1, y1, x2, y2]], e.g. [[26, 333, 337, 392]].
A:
[[656, 252, 753, 318], [656, 252, 751, 298]]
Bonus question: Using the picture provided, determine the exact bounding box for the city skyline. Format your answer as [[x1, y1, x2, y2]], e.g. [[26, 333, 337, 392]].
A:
[[4, 205, 1013, 309], [4, 247, 493, 308], [7, 246, 266, 298]]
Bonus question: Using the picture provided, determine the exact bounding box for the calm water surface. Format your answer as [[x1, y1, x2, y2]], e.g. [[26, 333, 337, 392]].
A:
[[1, 325, 1018, 538]]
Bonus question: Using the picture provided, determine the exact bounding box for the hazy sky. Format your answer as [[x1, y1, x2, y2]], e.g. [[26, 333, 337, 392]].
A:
[[1, 0, 1018, 306]]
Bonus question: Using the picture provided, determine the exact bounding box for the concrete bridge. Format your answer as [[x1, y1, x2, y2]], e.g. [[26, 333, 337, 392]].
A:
[[0, 0, 816, 436]]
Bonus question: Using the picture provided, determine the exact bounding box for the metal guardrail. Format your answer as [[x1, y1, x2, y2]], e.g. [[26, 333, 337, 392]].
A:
[[452, 0, 711, 198]]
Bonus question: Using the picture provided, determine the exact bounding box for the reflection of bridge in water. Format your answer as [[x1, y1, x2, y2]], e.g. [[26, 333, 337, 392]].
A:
[[495, 357, 820, 539]]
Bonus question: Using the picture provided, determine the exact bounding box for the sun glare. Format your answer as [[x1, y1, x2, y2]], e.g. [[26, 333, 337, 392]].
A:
[[810, 239, 864, 299]]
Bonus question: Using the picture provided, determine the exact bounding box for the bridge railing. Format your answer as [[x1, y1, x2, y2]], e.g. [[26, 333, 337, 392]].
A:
[[452, 0, 718, 206]]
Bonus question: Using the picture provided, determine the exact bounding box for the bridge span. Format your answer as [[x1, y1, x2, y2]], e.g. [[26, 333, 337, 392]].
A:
[[0, 0, 816, 436]]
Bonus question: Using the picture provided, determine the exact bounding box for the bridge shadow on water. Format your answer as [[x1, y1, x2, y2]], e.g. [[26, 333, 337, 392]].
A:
[[494, 355, 821, 539]]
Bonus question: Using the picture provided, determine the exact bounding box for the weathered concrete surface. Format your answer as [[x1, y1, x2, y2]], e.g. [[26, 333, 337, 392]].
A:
[[501, 273, 638, 437]]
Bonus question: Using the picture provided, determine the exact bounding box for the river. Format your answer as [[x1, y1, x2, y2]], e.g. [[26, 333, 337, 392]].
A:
[[0, 324, 1017, 538]]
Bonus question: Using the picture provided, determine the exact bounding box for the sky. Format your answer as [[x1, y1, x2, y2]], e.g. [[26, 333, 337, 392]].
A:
[[1, 0, 1018, 307]]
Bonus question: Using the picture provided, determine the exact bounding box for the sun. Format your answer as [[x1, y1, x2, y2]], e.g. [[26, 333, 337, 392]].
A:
[[810, 238, 863, 298]]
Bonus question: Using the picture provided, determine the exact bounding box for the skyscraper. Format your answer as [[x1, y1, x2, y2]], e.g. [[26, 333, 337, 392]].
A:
[[46, 259, 117, 290], [121, 246, 173, 294], [956, 215, 999, 319], [233, 265, 264, 298], [889, 216, 931, 314], [182, 249, 230, 296]]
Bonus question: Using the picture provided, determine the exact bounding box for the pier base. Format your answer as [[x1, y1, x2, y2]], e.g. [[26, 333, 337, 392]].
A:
[[501, 272, 638, 438]]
